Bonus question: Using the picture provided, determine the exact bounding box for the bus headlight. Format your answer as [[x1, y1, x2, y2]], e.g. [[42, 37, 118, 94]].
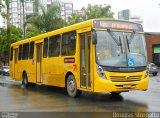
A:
[[96, 64, 107, 79], [144, 68, 149, 78]]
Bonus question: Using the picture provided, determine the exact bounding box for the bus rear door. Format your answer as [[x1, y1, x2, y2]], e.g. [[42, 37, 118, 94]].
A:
[[36, 43, 42, 83], [14, 48, 18, 79]]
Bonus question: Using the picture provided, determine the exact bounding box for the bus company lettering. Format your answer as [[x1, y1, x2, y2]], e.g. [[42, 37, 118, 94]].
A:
[[112, 23, 133, 29], [100, 21, 108, 27]]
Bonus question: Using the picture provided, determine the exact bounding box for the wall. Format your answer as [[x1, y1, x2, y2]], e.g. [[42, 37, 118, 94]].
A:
[[145, 33, 160, 66]]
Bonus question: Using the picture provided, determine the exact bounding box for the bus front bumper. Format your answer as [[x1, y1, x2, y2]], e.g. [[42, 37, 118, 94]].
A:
[[94, 77, 149, 93]]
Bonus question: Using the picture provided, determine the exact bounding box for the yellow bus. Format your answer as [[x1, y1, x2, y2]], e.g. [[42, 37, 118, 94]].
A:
[[10, 19, 149, 97]]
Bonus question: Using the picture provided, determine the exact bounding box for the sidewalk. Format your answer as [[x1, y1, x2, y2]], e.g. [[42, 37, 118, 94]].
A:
[[0, 76, 21, 85]]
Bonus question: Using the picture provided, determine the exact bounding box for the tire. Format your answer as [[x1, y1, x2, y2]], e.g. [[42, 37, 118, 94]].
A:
[[110, 92, 121, 96], [152, 73, 157, 76], [66, 75, 82, 98], [22, 73, 28, 88]]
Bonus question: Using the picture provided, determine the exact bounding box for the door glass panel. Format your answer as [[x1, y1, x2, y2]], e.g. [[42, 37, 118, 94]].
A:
[[14, 48, 18, 79], [14, 48, 18, 64], [36, 44, 42, 83], [80, 34, 86, 86], [80, 32, 91, 88], [87, 34, 91, 87], [37, 45, 42, 62]]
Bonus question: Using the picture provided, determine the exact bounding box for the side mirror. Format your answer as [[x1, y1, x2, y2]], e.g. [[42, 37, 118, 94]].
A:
[[92, 30, 97, 44]]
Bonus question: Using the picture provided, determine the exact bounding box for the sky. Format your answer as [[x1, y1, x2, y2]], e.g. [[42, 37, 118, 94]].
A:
[[71, 0, 160, 32]]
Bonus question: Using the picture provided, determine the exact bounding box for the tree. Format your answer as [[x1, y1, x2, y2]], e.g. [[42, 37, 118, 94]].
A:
[[0, 0, 2, 12], [67, 12, 83, 25], [26, 26, 40, 38], [0, 25, 23, 58], [25, 4, 64, 33], [0, 0, 5, 12], [0, 0, 11, 53], [0, 0, 11, 65], [67, 4, 114, 25], [5, 0, 10, 45], [0, 25, 23, 50]]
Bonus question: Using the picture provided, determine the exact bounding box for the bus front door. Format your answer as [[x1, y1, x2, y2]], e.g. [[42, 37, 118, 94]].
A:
[[36, 43, 42, 83], [80, 33, 91, 89], [14, 48, 18, 79]]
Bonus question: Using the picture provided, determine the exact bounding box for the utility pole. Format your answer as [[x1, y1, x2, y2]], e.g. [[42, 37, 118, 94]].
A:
[[21, 0, 26, 39], [6, 0, 10, 66]]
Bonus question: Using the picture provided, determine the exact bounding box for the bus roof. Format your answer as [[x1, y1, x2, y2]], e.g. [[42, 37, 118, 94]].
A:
[[11, 18, 143, 47]]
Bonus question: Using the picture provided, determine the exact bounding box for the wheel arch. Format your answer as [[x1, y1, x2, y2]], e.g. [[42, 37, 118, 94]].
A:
[[22, 70, 28, 81], [22, 70, 27, 77]]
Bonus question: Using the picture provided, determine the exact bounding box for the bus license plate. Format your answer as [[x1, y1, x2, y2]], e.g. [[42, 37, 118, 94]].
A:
[[123, 84, 132, 88]]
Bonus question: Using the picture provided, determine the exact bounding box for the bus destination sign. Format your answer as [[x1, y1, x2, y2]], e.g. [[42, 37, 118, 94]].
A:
[[94, 20, 143, 31]]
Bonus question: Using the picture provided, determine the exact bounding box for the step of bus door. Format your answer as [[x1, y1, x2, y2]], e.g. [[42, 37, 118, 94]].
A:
[[36, 82, 42, 86]]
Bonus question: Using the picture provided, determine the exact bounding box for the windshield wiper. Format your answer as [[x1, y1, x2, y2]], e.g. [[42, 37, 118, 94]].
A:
[[107, 29, 121, 46], [119, 36, 123, 54], [128, 30, 136, 43], [126, 36, 130, 52]]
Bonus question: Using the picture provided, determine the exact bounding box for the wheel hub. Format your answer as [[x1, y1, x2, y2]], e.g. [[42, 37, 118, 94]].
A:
[[69, 80, 75, 92]]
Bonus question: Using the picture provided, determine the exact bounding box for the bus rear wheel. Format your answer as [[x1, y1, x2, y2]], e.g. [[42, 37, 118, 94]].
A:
[[110, 92, 121, 96], [22, 73, 28, 88], [67, 75, 82, 98]]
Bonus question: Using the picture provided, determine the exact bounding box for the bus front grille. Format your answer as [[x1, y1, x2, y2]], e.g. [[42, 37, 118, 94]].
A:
[[110, 75, 142, 82]]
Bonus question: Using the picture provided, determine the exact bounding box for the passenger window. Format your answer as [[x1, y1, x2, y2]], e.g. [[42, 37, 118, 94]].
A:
[[29, 41, 34, 59], [18, 45, 22, 60], [22, 43, 29, 60], [43, 37, 48, 58], [49, 35, 60, 57], [62, 31, 76, 56]]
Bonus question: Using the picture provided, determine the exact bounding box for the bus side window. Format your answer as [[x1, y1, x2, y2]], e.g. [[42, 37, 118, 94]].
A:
[[22, 43, 29, 60], [48, 35, 60, 57], [29, 41, 34, 59], [18, 45, 22, 60], [43, 37, 48, 58], [62, 31, 76, 56], [10, 47, 13, 61]]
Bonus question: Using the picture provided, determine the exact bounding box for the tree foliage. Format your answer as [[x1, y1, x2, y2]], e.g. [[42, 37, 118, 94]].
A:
[[0, 25, 23, 55], [67, 4, 114, 25], [0, 0, 2, 12], [26, 26, 40, 38], [25, 4, 64, 33], [0, 0, 11, 60], [0, 0, 5, 12]]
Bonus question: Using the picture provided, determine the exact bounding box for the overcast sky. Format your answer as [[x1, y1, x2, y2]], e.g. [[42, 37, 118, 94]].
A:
[[71, 0, 160, 32]]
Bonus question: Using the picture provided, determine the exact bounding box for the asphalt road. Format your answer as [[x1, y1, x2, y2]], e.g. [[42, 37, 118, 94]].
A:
[[0, 74, 160, 114]]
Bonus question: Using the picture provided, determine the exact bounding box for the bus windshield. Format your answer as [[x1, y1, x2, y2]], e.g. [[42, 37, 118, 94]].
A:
[[96, 30, 147, 67]]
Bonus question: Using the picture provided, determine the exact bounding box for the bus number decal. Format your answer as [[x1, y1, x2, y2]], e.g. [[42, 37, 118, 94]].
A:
[[73, 64, 77, 72]]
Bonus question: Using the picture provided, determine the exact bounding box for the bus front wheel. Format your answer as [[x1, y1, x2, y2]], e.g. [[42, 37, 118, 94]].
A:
[[67, 75, 82, 98]]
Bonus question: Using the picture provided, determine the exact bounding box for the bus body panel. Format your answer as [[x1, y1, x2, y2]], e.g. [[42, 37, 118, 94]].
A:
[[94, 76, 149, 92], [94, 71, 149, 92]]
